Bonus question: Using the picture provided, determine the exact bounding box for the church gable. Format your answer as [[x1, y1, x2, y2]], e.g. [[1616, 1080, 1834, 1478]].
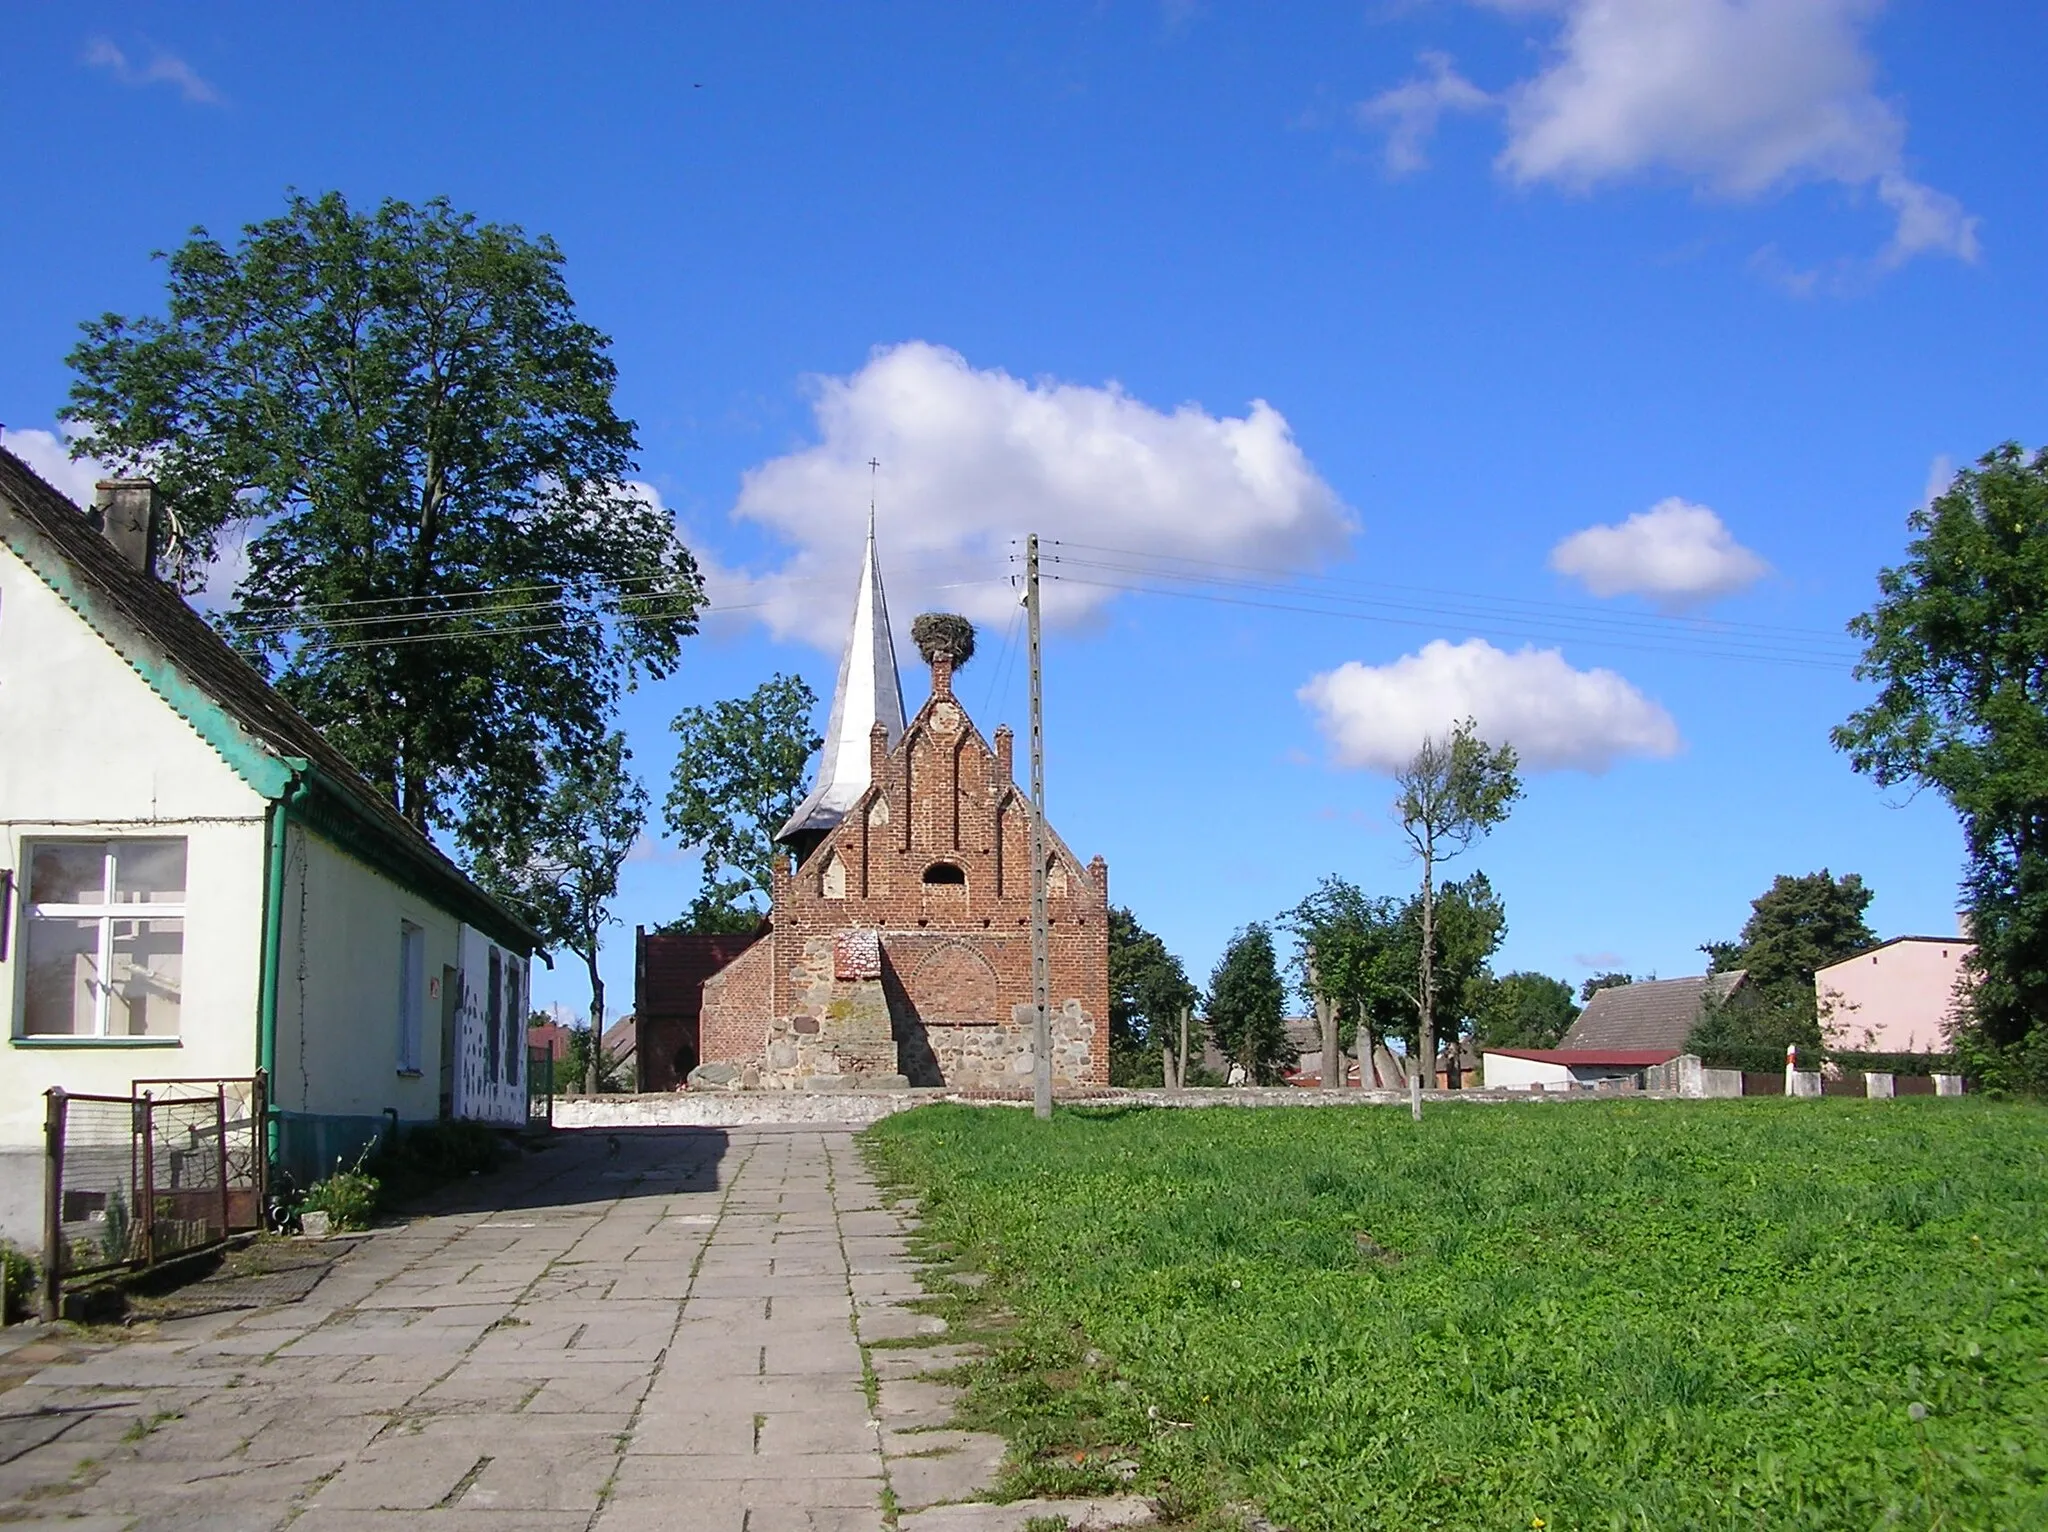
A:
[[789, 679, 1099, 921]]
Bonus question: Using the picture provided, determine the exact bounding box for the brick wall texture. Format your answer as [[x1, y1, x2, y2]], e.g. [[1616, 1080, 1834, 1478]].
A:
[[682, 662, 1110, 1088]]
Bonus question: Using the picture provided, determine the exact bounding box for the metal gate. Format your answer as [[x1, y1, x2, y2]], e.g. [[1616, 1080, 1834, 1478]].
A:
[[40, 1074, 268, 1318]]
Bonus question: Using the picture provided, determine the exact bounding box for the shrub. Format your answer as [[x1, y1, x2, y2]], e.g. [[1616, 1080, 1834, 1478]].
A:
[[302, 1147, 380, 1231], [0, 1241, 35, 1323]]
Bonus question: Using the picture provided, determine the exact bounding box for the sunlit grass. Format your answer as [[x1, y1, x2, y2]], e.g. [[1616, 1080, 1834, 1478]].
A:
[[865, 1098, 2048, 1531]]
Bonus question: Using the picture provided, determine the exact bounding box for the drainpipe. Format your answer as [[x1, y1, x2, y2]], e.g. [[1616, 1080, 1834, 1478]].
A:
[[258, 769, 310, 1084]]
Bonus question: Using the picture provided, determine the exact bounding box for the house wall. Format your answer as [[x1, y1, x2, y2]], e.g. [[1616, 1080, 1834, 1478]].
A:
[[700, 940, 775, 1078], [1480, 1053, 1572, 1091], [267, 823, 464, 1130], [0, 544, 270, 1241], [1817, 939, 1973, 1054]]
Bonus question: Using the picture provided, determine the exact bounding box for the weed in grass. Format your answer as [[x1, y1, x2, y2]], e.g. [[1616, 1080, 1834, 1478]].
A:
[[866, 1097, 2048, 1532]]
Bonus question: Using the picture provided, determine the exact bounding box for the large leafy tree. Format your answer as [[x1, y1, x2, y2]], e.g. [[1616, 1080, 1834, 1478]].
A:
[[665, 673, 821, 930], [1579, 972, 1635, 1002], [1703, 870, 1876, 993], [1283, 876, 1408, 1086], [467, 733, 646, 1090], [1691, 872, 1876, 1060], [1834, 444, 2048, 1085], [1475, 972, 1579, 1050], [64, 191, 701, 836], [1107, 906, 1200, 1085], [1206, 923, 1292, 1085], [1395, 720, 1522, 1087]]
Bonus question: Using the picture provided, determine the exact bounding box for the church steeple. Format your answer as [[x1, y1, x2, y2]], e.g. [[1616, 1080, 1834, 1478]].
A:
[[776, 508, 907, 846]]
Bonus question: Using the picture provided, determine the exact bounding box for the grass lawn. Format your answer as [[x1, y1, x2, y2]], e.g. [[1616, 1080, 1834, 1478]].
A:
[[863, 1098, 2048, 1531]]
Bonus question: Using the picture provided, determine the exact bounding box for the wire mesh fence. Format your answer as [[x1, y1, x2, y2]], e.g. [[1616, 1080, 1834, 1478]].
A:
[[45, 1091, 141, 1284]]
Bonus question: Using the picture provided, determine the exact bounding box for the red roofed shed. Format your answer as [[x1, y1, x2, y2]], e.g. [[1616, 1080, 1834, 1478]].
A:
[[633, 926, 766, 1091]]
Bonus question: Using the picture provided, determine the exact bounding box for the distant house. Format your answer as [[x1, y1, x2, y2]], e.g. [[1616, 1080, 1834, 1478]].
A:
[[1481, 1047, 1682, 1091], [1482, 972, 1747, 1090], [1816, 936, 1973, 1054], [601, 1014, 637, 1083], [0, 449, 541, 1244]]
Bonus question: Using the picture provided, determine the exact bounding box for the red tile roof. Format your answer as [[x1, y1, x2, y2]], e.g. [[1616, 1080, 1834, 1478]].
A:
[[1484, 1047, 1680, 1067], [637, 929, 766, 1019]]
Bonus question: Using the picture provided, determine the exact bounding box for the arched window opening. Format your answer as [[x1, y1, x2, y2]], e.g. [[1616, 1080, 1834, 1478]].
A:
[[922, 861, 966, 886]]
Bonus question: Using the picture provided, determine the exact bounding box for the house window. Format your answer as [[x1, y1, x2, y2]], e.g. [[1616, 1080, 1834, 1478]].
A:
[[923, 862, 966, 886], [503, 956, 524, 1086], [397, 923, 425, 1074], [21, 839, 185, 1038], [485, 947, 503, 1083]]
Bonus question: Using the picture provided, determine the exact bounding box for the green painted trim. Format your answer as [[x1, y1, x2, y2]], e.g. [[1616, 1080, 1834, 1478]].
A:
[[10, 1036, 182, 1048], [258, 781, 306, 1083], [2, 528, 295, 796]]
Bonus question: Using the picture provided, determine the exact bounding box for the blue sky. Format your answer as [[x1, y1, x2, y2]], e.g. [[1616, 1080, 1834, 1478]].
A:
[[4, 2, 2041, 1024]]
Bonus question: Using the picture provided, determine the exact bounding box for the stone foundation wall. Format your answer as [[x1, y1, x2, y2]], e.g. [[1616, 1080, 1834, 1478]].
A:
[[913, 1001, 1096, 1091], [757, 934, 903, 1088]]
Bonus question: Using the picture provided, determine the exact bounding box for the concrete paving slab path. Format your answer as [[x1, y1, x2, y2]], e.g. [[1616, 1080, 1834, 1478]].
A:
[[0, 1125, 1021, 1531]]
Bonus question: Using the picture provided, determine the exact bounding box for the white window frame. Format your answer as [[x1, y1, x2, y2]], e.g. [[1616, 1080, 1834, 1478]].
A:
[[20, 839, 187, 1040], [397, 921, 425, 1075]]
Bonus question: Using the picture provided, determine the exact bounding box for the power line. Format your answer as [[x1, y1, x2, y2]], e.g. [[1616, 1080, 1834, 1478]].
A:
[[1048, 539, 1855, 646], [1042, 553, 1858, 664], [1043, 572, 1852, 672]]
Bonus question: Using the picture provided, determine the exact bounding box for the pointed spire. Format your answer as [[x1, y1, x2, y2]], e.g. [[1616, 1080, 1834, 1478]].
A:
[[776, 507, 907, 843]]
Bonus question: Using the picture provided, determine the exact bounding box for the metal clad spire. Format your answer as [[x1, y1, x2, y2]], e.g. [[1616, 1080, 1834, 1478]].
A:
[[776, 482, 907, 842]]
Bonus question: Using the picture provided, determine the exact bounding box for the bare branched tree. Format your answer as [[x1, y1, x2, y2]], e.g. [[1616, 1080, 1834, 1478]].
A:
[[1394, 719, 1521, 1089]]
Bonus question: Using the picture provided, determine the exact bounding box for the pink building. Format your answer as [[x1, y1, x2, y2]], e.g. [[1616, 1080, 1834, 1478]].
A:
[[1816, 936, 1975, 1054]]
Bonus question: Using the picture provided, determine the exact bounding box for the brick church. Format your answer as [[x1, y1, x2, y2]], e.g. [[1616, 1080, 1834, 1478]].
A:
[[634, 520, 1110, 1091]]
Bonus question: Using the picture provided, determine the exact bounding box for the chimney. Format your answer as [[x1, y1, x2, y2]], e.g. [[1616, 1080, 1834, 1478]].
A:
[[870, 719, 889, 782], [994, 724, 1013, 783], [929, 651, 954, 700], [93, 480, 161, 577]]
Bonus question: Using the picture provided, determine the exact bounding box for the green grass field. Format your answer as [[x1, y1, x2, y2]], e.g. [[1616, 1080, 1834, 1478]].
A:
[[863, 1099, 2048, 1531]]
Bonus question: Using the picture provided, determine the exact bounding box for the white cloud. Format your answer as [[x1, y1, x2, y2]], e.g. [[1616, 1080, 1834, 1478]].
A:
[[711, 341, 1353, 649], [2, 423, 253, 605], [1300, 637, 1681, 774], [1357, 51, 1493, 176], [84, 38, 223, 105], [2, 425, 109, 507], [1366, 1, 1977, 269], [1919, 453, 1954, 510], [1549, 497, 1769, 608]]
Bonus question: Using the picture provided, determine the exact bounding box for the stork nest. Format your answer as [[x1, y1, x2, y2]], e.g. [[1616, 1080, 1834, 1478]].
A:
[[911, 612, 977, 669]]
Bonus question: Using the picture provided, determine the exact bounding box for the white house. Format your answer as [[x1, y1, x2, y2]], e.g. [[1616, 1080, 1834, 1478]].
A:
[[1480, 1047, 1680, 1091], [0, 447, 542, 1245]]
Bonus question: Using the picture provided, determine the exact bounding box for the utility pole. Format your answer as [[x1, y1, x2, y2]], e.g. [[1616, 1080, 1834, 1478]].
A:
[[1027, 534, 1052, 1120]]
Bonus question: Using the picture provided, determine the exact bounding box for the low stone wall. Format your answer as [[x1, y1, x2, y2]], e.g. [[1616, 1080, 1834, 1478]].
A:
[[555, 1090, 943, 1128], [915, 1001, 1095, 1091]]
